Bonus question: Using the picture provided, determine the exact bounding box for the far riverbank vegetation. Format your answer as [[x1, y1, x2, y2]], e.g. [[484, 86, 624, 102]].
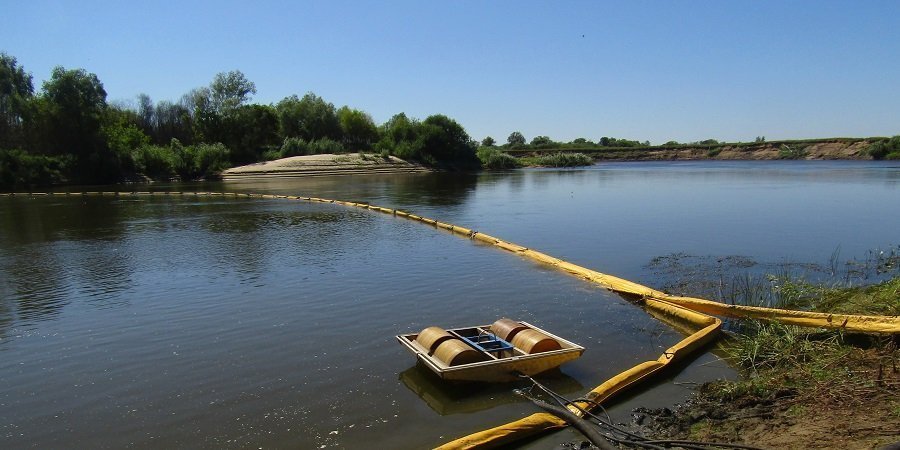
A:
[[2, 51, 899, 190]]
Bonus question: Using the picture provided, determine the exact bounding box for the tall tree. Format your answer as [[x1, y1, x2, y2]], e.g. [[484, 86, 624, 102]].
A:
[[209, 70, 256, 114], [41, 66, 107, 156], [507, 131, 525, 147], [136, 93, 154, 135], [222, 104, 279, 163], [418, 114, 478, 165], [153, 100, 194, 144], [275, 93, 340, 142], [40, 66, 123, 182], [337, 106, 377, 150], [0, 53, 34, 149]]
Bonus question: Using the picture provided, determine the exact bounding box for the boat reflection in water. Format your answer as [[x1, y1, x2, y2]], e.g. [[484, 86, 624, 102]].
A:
[[398, 364, 585, 416]]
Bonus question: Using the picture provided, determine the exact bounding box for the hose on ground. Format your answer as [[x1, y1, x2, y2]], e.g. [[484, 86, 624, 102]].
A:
[[517, 375, 765, 450]]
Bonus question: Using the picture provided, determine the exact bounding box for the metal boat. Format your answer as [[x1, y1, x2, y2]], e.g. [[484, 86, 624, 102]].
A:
[[396, 321, 584, 382]]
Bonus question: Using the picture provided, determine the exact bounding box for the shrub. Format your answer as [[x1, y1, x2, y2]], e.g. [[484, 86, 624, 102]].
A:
[[194, 143, 231, 179], [0, 149, 69, 190], [280, 137, 311, 157], [261, 149, 282, 161], [168, 139, 230, 180], [132, 145, 175, 180], [778, 144, 807, 160], [533, 152, 593, 167], [868, 136, 900, 160], [308, 138, 344, 154], [477, 147, 520, 170]]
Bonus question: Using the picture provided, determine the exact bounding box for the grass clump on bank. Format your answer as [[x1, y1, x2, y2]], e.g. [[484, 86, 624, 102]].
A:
[[679, 277, 899, 448], [521, 152, 593, 167], [476, 146, 520, 169]]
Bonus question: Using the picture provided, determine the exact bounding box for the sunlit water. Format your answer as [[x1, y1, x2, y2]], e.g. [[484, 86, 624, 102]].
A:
[[1, 161, 898, 448]]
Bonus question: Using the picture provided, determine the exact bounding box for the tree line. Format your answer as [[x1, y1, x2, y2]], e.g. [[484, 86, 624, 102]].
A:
[[486, 131, 651, 149], [0, 52, 479, 189]]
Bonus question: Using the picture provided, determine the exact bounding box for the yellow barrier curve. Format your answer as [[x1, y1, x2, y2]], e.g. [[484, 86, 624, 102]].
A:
[[4, 191, 898, 449]]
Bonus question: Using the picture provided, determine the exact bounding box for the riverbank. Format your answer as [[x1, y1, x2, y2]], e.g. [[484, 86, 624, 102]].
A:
[[629, 276, 900, 449], [505, 137, 885, 161], [220, 153, 429, 180]]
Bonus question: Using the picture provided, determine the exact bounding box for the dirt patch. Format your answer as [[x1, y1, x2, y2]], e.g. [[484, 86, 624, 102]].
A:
[[630, 345, 900, 449], [580, 139, 880, 161]]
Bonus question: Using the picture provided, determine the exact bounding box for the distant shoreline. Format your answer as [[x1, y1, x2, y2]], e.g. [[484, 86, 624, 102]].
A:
[[221, 139, 884, 180], [504, 137, 878, 161]]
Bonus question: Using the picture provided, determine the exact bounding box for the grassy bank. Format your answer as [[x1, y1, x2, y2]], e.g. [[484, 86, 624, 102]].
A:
[[641, 276, 899, 449]]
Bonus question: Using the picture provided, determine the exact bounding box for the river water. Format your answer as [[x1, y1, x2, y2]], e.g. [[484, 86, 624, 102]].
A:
[[1, 161, 898, 448]]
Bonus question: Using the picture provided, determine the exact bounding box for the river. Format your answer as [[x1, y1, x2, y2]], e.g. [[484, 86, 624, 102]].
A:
[[1, 161, 898, 448]]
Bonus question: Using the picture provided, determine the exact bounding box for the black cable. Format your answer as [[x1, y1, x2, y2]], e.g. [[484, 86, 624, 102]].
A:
[[516, 375, 766, 450], [523, 375, 648, 442]]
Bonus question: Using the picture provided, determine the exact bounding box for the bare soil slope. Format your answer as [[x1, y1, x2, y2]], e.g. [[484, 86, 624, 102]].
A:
[[222, 153, 428, 179]]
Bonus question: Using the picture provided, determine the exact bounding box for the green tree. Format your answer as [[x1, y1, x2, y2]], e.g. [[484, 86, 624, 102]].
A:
[[153, 100, 194, 144], [40, 66, 124, 182], [0, 53, 34, 149], [530, 135, 554, 147], [222, 104, 279, 163], [135, 93, 154, 136], [481, 136, 496, 147], [507, 131, 526, 147], [209, 70, 256, 114], [102, 105, 150, 174], [275, 93, 341, 142], [375, 113, 422, 160], [185, 86, 219, 143], [337, 106, 377, 150], [418, 114, 478, 166]]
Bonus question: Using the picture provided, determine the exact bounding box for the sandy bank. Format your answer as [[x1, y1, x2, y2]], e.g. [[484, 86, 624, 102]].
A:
[[221, 153, 429, 179]]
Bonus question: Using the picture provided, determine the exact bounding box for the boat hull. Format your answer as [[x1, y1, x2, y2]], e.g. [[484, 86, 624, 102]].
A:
[[396, 322, 584, 382]]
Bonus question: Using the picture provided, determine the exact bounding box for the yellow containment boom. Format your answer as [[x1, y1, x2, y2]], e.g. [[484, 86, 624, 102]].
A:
[[4, 191, 898, 449]]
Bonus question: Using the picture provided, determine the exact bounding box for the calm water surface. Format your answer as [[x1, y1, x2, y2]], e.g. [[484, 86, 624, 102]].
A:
[[1, 161, 898, 448]]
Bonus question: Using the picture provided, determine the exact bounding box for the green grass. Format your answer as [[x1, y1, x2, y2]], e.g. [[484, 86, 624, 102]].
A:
[[708, 275, 899, 409], [476, 146, 520, 169], [520, 152, 593, 167]]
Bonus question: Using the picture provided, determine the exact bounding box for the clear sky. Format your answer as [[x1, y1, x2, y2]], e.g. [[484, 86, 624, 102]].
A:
[[3, 0, 899, 144]]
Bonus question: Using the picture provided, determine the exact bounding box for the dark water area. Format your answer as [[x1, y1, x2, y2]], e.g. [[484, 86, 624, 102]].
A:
[[1, 161, 898, 448]]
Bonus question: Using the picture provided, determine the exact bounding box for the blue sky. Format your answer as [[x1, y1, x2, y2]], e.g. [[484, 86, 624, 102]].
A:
[[3, 0, 899, 144]]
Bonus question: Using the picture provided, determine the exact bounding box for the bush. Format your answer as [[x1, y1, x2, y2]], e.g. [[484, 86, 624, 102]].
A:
[[280, 137, 311, 157], [868, 136, 900, 160], [132, 145, 175, 180], [477, 147, 520, 170], [194, 143, 230, 178], [0, 149, 69, 190], [533, 152, 593, 167], [308, 138, 344, 154], [261, 149, 282, 161], [778, 144, 807, 160], [168, 139, 230, 180]]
